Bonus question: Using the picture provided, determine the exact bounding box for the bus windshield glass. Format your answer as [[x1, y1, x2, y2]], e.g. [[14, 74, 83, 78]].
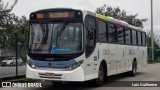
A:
[[29, 22, 83, 54]]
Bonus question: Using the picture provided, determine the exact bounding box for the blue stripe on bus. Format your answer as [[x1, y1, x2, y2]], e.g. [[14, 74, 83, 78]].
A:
[[29, 59, 76, 68]]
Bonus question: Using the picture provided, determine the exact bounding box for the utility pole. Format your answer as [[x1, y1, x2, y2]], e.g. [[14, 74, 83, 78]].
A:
[[151, 0, 154, 61]]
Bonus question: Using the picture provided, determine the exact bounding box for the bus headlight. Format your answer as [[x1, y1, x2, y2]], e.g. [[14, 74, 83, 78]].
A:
[[31, 64, 37, 69], [28, 62, 37, 69], [64, 60, 84, 71]]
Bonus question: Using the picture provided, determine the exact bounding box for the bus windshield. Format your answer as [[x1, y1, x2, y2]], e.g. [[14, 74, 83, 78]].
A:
[[29, 22, 83, 54]]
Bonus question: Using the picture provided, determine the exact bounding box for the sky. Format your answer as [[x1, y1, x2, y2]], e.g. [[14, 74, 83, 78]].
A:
[[3, 0, 160, 44]]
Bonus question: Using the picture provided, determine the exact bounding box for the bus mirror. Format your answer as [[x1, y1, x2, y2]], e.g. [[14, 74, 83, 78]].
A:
[[88, 29, 94, 40]]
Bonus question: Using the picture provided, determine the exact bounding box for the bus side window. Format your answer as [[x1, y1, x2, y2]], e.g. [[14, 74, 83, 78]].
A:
[[85, 16, 96, 57], [98, 20, 107, 42], [108, 23, 116, 43], [138, 31, 142, 46], [142, 33, 146, 46], [125, 28, 131, 44], [117, 26, 124, 44], [132, 30, 137, 45]]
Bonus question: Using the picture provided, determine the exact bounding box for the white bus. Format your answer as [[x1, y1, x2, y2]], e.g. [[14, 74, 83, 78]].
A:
[[26, 8, 147, 86]]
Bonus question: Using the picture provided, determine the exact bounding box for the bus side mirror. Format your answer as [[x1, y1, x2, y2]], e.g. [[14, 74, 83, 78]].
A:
[[88, 29, 94, 40]]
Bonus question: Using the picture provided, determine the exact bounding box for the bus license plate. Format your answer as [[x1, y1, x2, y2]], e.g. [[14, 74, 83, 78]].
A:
[[45, 73, 54, 77]]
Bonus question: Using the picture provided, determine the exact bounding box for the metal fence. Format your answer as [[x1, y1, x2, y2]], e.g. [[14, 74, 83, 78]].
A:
[[155, 49, 160, 61], [148, 48, 160, 61]]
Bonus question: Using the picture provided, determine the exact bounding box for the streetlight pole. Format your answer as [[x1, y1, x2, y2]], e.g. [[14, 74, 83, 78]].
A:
[[151, 0, 154, 61]]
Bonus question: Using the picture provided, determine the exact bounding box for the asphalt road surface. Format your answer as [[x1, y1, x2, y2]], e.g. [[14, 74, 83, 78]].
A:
[[1, 64, 160, 90], [0, 65, 26, 78]]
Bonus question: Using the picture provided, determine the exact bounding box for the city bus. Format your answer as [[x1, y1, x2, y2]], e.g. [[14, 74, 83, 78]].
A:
[[26, 8, 147, 86]]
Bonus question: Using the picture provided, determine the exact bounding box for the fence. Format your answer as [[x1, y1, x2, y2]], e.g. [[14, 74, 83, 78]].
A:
[[148, 48, 160, 61], [155, 49, 160, 61]]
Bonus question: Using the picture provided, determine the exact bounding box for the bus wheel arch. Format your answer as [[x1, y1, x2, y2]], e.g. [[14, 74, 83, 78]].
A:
[[130, 58, 137, 76], [133, 58, 137, 69], [101, 60, 107, 77], [93, 60, 107, 87]]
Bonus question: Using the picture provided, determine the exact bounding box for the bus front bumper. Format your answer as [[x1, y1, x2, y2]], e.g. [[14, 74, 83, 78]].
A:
[[26, 64, 85, 82]]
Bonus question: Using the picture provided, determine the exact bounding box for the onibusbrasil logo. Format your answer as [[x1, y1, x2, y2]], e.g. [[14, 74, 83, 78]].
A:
[[2, 82, 42, 88]]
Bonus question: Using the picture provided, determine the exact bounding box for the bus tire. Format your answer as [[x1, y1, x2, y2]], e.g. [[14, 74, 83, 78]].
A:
[[130, 60, 137, 77], [94, 65, 104, 87]]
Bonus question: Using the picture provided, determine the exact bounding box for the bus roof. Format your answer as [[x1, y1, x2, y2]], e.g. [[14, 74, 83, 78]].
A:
[[32, 8, 78, 13], [83, 10, 145, 32], [30, 8, 145, 32]]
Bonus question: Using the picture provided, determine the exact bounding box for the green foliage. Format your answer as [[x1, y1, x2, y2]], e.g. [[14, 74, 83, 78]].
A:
[[0, 14, 29, 53], [96, 4, 148, 28]]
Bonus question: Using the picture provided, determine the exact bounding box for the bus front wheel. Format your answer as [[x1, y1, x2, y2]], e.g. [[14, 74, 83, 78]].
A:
[[94, 65, 104, 87]]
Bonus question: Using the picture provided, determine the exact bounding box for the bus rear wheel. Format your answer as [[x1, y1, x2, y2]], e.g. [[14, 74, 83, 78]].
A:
[[130, 60, 137, 77], [94, 65, 104, 87]]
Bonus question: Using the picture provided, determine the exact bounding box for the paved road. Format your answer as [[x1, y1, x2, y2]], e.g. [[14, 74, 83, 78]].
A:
[[1, 64, 160, 90], [0, 65, 26, 78]]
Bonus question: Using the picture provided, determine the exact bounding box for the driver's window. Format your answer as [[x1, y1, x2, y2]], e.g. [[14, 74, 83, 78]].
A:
[[85, 16, 96, 57]]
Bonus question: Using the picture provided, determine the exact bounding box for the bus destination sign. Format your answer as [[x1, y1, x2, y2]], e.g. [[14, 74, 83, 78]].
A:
[[30, 10, 82, 20], [48, 12, 69, 18]]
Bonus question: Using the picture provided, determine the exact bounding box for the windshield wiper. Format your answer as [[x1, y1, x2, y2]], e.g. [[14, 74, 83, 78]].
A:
[[57, 22, 68, 36], [40, 23, 49, 44], [54, 22, 68, 48]]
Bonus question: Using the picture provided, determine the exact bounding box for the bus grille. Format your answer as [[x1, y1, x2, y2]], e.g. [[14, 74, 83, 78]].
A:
[[38, 73, 62, 79]]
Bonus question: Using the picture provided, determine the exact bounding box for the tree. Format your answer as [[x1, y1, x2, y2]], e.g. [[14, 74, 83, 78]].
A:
[[0, 0, 18, 31], [0, 0, 18, 13], [0, 13, 16, 49], [0, 0, 29, 57], [14, 16, 29, 57], [0, 13, 29, 56], [96, 4, 147, 28]]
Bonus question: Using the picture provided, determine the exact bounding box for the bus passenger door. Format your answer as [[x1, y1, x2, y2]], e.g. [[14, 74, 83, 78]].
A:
[[85, 16, 97, 80]]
